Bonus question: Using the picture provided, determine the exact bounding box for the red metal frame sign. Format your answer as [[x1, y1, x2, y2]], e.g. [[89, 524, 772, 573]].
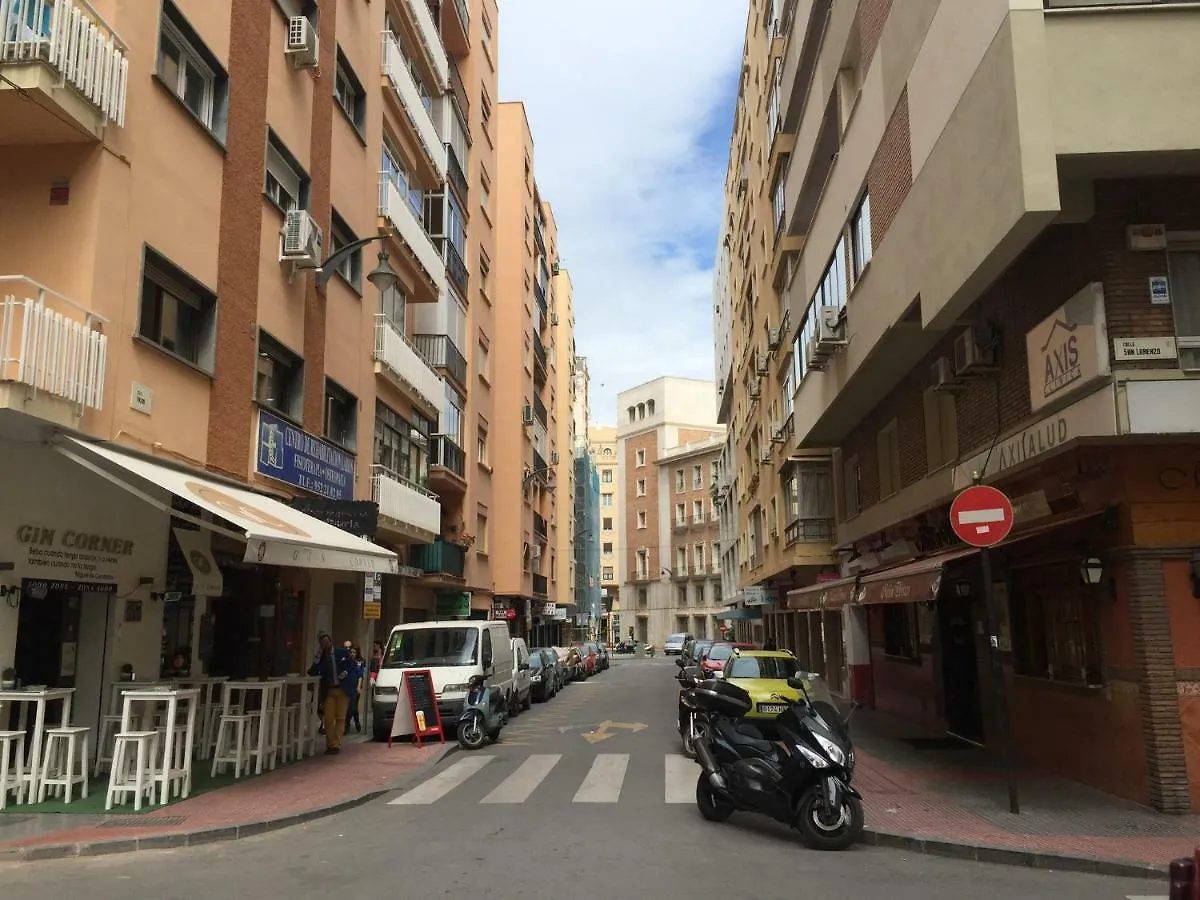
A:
[[389, 668, 445, 748]]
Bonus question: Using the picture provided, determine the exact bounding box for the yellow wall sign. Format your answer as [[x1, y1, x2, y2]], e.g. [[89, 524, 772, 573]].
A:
[[363, 601, 382, 620]]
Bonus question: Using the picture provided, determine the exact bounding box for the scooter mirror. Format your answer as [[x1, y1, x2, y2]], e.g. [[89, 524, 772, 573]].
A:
[[675, 657, 686, 669]]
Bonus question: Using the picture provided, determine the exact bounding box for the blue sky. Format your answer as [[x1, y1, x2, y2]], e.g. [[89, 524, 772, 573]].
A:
[[498, 1, 747, 425]]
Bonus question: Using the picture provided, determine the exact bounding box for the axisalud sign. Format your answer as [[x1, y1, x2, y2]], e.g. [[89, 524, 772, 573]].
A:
[[1025, 282, 1111, 414]]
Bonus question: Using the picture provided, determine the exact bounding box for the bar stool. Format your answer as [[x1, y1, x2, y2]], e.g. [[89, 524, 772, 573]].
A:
[[211, 714, 251, 778], [107, 731, 159, 811], [38, 726, 90, 804], [94, 714, 123, 777], [0, 730, 26, 810], [156, 723, 190, 800], [279, 704, 301, 763]]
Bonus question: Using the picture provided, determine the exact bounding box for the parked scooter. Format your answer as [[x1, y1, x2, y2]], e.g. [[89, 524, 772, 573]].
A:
[[691, 673, 864, 851], [457, 674, 508, 750], [675, 661, 709, 758]]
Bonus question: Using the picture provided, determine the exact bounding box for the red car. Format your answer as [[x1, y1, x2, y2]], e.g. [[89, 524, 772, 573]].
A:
[[573, 642, 597, 676], [700, 641, 756, 675]]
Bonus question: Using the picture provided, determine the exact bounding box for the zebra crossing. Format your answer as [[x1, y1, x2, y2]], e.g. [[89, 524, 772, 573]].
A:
[[387, 751, 702, 807]]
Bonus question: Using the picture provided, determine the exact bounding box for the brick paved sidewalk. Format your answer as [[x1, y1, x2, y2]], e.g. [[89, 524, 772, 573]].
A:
[[0, 738, 450, 860]]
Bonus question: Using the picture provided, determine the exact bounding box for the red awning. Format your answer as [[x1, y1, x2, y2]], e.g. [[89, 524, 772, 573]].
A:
[[786, 575, 858, 612], [855, 547, 979, 606]]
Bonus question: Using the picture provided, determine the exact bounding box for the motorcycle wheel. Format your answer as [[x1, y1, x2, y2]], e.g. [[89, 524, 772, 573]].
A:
[[794, 786, 864, 851], [457, 719, 487, 751], [487, 728, 502, 742], [695, 772, 734, 822]]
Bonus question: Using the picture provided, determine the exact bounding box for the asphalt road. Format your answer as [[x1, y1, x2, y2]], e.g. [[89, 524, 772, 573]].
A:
[[0, 656, 1169, 900]]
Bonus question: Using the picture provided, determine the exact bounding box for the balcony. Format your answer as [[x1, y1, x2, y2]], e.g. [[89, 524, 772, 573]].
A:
[[784, 517, 835, 546], [444, 239, 468, 295], [533, 280, 547, 311], [0, 275, 107, 425], [533, 333, 547, 373], [532, 447, 546, 476], [427, 433, 466, 498], [0, 0, 127, 143], [381, 31, 447, 184], [412, 333, 467, 390], [373, 315, 444, 418], [673, 518, 688, 532], [629, 569, 652, 584], [532, 573, 548, 598], [533, 512, 547, 539], [370, 464, 441, 542], [534, 221, 546, 257], [432, 0, 468, 57], [532, 393, 547, 427], [672, 566, 689, 580], [378, 175, 445, 297], [447, 144, 468, 202], [400, 0, 448, 92], [409, 538, 466, 579]]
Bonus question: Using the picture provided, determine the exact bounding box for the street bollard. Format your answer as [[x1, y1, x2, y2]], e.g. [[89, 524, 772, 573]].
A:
[[1169, 856, 1194, 900]]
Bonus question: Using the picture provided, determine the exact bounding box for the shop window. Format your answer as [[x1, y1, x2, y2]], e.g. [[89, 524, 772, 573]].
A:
[[923, 387, 959, 472], [255, 331, 304, 421], [881, 605, 919, 661], [1010, 569, 1104, 685]]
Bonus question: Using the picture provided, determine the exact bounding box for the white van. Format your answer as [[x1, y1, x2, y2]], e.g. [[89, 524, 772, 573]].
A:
[[510, 637, 532, 713], [372, 619, 515, 741]]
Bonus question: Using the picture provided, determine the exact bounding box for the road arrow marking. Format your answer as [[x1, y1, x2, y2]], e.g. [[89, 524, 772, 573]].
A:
[[581, 720, 648, 744]]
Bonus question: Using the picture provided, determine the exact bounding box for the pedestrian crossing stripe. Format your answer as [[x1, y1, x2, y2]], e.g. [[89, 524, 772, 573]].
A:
[[388, 753, 701, 806]]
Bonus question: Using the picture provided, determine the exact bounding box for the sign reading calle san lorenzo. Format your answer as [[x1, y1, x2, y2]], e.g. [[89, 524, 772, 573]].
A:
[[256, 409, 355, 501]]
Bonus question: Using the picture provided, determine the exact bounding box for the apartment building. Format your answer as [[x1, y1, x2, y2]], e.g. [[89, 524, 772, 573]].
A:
[[616, 378, 725, 646], [589, 425, 620, 639], [492, 101, 566, 641], [0, 0, 542, 741], [720, 0, 1200, 813], [553, 270, 577, 631], [573, 445, 602, 640]]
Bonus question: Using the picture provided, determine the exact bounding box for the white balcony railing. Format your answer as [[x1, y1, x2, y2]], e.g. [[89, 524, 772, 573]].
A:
[[370, 464, 441, 537], [0, 275, 107, 410], [401, 0, 449, 90], [381, 31, 447, 181], [373, 314, 444, 415], [0, 0, 128, 126], [379, 174, 446, 288]]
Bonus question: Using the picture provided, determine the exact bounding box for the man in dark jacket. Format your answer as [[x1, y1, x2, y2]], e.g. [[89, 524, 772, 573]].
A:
[[309, 631, 351, 754]]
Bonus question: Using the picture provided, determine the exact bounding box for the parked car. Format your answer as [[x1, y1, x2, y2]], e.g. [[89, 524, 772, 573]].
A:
[[510, 637, 533, 713], [686, 639, 714, 666], [534, 647, 564, 691], [718, 648, 808, 730], [584, 641, 607, 671], [573, 642, 597, 677], [700, 641, 757, 677], [596, 642, 610, 669], [554, 645, 584, 681], [664, 632, 692, 656], [527, 650, 556, 702]]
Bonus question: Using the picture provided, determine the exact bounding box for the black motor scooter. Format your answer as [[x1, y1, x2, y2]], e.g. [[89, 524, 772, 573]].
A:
[[674, 660, 708, 758], [691, 674, 863, 851]]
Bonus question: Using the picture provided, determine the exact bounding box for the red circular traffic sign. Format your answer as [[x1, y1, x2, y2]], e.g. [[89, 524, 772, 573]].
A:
[[949, 485, 1014, 548]]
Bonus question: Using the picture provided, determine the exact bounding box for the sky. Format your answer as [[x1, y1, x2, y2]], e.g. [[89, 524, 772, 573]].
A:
[[498, 1, 747, 426]]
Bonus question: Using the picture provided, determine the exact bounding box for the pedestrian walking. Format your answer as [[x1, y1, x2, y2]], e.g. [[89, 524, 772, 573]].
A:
[[346, 645, 365, 733], [308, 631, 351, 754]]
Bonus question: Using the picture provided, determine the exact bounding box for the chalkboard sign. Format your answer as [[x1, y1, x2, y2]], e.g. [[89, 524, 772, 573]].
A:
[[289, 498, 380, 539], [390, 669, 444, 748]]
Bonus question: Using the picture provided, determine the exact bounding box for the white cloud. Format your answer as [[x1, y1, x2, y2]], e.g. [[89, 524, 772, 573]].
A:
[[498, 0, 746, 425]]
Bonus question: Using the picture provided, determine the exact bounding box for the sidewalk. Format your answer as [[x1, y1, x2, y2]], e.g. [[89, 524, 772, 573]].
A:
[[849, 710, 1198, 878], [0, 737, 452, 862]]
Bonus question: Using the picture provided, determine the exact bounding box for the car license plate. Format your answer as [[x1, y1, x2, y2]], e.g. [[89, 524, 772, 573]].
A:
[[758, 703, 787, 714]]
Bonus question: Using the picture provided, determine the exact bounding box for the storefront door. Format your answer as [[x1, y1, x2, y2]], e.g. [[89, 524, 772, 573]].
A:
[[938, 597, 983, 740]]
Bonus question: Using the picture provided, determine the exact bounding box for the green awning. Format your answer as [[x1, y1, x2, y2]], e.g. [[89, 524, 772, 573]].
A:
[[715, 607, 763, 621]]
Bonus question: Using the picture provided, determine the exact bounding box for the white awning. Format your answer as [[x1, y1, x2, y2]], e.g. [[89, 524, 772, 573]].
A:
[[58, 438, 398, 575]]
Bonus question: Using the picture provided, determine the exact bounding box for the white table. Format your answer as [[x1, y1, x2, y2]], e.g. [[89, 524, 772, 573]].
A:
[[0, 687, 74, 802], [118, 688, 200, 803], [219, 681, 285, 775]]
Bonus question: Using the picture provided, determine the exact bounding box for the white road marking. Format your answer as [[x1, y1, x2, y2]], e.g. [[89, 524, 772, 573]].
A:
[[665, 754, 698, 803], [1124, 896, 1167, 900], [388, 755, 493, 805], [480, 754, 561, 804], [573, 753, 628, 803]]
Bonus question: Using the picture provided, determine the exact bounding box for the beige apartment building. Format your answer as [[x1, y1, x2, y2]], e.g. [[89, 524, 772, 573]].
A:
[[616, 378, 725, 646], [553, 268, 577, 631], [491, 101, 570, 641], [0, 0, 560, 742], [720, 0, 1200, 812]]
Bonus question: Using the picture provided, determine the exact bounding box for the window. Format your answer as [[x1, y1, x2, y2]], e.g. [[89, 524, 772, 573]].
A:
[[693, 464, 703, 489], [137, 247, 217, 371], [603, 517, 614, 531], [676, 548, 687, 573], [265, 132, 308, 212], [882, 606, 919, 661], [323, 379, 357, 450], [328, 210, 361, 291], [1167, 251, 1200, 371], [627, 407, 636, 424], [1010, 566, 1103, 685], [635, 449, 646, 467], [923, 387, 959, 472], [380, 283, 405, 331], [842, 454, 860, 519], [675, 503, 686, 525], [480, 87, 492, 129], [602, 566, 614, 581], [782, 368, 794, 417], [635, 478, 646, 497], [374, 401, 431, 488], [476, 338, 490, 382], [772, 169, 785, 234], [876, 421, 901, 499], [851, 193, 873, 279], [255, 331, 304, 421], [636, 511, 647, 529], [481, 9, 493, 40], [480, 173, 491, 214], [381, 141, 422, 217], [442, 384, 464, 445], [447, 191, 466, 254], [333, 47, 366, 133], [602, 542, 613, 554], [476, 424, 488, 465], [675, 470, 685, 493], [479, 251, 491, 297], [693, 543, 705, 570], [602, 469, 613, 483], [601, 493, 613, 507], [156, 1, 228, 137], [476, 511, 488, 554], [692, 499, 704, 522]]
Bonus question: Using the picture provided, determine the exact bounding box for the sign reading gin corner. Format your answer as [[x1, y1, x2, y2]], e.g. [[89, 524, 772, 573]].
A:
[[256, 409, 355, 501]]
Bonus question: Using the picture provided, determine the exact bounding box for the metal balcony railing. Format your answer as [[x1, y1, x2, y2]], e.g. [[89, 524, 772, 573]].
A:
[[409, 539, 465, 578], [533, 333, 547, 371], [412, 333, 467, 389], [444, 239, 468, 295], [533, 280, 547, 311], [785, 517, 835, 546], [533, 393, 547, 426], [447, 144, 468, 201], [532, 573, 548, 597], [448, 53, 469, 121], [534, 221, 546, 257], [533, 512, 547, 538], [430, 434, 466, 478], [532, 448, 546, 475]]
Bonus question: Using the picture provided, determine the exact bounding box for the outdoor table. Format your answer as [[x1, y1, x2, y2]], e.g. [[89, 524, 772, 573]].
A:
[[219, 681, 285, 775], [0, 686, 74, 802], [118, 688, 201, 803], [107, 681, 174, 717]]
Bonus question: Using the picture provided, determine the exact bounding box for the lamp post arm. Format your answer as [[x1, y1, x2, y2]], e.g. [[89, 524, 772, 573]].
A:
[[315, 232, 391, 289]]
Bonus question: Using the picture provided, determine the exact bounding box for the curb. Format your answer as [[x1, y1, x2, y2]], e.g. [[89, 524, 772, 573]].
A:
[[0, 742, 459, 864], [861, 827, 1169, 881]]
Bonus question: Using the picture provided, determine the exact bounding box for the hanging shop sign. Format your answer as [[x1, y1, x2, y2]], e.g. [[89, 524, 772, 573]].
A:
[[1025, 282, 1111, 414], [256, 409, 355, 501], [290, 499, 380, 538]]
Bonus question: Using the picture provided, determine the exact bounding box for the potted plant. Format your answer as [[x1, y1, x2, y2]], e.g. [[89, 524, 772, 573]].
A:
[[1, 667, 15, 689]]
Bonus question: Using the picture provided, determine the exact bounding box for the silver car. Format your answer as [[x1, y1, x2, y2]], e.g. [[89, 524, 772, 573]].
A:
[[664, 632, 691, 656]]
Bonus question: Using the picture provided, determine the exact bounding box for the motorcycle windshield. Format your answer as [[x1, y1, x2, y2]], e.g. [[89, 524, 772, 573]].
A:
[[466, 687, 483, 705]]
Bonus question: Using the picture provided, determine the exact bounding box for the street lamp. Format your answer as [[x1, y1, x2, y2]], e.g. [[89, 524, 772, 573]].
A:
[[1080, 557, 1104, 585], [313, 232, 401, 293]]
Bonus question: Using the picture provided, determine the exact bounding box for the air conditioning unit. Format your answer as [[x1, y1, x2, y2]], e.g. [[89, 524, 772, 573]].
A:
[[766, 326, 782, 352], [931, 356, 962, 392], [551, 261, 560, 275], [280, 209, 323, 264], [748, 383, 762, 400], [953, 325, 999, 375], [521, 404, 534, 425], [755, 352, 769, 375], [770, 424, 786, 444], [815, 305, 847, 352], [285, 17, 320, 69], [529, 545, 542, 559], [760, 448, 773, 464], [550, 312, 559, 326], [550, 450, 560, 465]]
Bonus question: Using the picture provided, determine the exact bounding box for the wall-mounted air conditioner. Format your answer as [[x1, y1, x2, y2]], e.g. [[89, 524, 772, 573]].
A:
[[285, 17, 319, 69], [280, 209, 322, 264], [931, 356, 962, 392], [953, 325, 999, 375], [521, 404, 534, 425]]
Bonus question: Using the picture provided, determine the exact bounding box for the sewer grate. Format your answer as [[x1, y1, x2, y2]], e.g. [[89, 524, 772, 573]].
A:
[[98, 815, 187, 828]]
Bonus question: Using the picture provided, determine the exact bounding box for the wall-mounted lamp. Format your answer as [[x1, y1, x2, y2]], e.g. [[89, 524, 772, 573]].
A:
[[1080, 557, 1104, 586]]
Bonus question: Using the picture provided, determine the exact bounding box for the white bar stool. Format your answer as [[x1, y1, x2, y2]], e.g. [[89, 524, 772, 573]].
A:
[[279, 704, 300, 763], [94, 714, 123, 777], [107, 731, 160, 811], [211, 714, 251, 778], [0, 730, 26, 809], [38, 726, 90, 804], [156, 724, 190, 799]]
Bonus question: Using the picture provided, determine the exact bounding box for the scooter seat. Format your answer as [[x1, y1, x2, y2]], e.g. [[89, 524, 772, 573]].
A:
[[716, 719, 774, 755]]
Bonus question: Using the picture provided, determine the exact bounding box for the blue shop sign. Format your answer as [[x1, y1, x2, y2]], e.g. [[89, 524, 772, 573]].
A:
[[256, 410, 355, 501]]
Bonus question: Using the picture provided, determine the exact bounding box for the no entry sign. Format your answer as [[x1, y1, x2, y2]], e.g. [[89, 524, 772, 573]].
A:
[[949, 485, 1014, 548]]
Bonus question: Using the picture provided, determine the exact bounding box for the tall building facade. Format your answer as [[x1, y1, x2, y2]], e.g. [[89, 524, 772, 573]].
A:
[[588, 425, 620, 639], [616, 378, 725, 646], [553, 270, 577, 627], [573, 450, 601, 639], [721, 0, 1200, 813]]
